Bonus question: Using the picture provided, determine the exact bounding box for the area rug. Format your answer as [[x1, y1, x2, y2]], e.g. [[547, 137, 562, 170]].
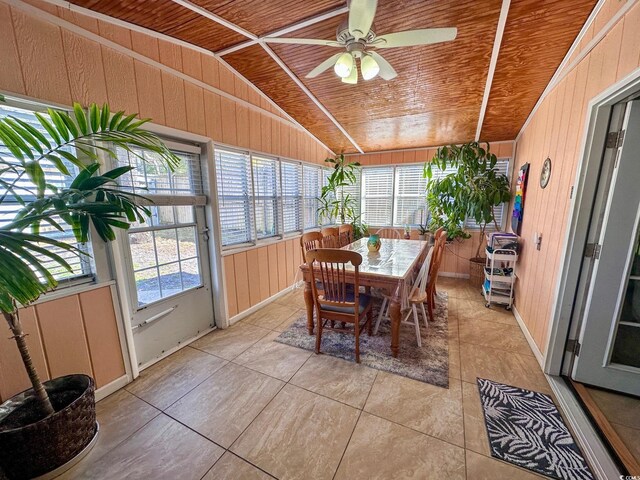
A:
[[275, 293, 449, 388], [477, 378, 594, 480]]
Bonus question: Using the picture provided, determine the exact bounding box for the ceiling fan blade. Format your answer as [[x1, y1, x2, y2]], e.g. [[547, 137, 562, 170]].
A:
[[372, 28, 458, 48], [368, 51, 397, 80], [306, 53, 343, 78], [262, 37, 342, 47], [349, 0, 377, 40]]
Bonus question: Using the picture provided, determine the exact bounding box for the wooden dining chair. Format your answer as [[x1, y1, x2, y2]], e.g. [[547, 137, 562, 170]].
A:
[[374, 246, 434, 346], [307, 248, 373, 363], [426, 230, 447, 319], [300, 231, 324, 263], [376, 228, 402, 239], [321, 226, 341, 248], [338, 224, 353, 247]]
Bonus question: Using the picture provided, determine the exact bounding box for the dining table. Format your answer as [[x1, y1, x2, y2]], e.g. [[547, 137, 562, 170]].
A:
[[299, 237, 430, 358]]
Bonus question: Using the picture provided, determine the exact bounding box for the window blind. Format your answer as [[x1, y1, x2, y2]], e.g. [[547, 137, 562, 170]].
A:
[[394, 164, 427, 226], [215, 149, 254, 246], [280, 161, 302, 234], [303, 165, 322, 229], [252, 155, 279, 239], [464, 159, 510, 230], [361, 167, 394, 226], [0, 104, 92, 282]]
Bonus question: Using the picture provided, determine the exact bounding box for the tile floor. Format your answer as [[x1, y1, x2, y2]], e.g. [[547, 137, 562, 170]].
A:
[[60, 278, 553, 479]]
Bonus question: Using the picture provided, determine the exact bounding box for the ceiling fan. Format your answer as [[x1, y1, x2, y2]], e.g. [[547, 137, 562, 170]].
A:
[[262, 0, 457, 84]]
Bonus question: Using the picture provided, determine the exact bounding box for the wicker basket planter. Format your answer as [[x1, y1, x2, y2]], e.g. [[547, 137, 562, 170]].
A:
[[0, 374, 98, 480], [469, 257, 485, 288]]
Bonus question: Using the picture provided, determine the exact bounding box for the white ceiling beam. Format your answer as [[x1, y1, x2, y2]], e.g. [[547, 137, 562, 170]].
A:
[[259, 43, 364, 153], [474, 0, 511, 142], [170, 0, 257, 40], [217, 5, 349, 57]]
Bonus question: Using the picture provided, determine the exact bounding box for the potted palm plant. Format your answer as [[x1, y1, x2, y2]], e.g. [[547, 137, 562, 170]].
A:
[[424, 142, 511, 284], [0, 100, 179, 479]]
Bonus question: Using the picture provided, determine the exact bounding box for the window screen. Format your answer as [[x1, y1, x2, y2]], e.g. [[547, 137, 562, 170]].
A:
[[303, 165, 323, 229], [0, 104, 93, 282], [280, 161, 303, 234], [361, 167, 394, 226], [394, 164, 427, 226], [252, 155, 279, 239], [215, 148, 254, 247]]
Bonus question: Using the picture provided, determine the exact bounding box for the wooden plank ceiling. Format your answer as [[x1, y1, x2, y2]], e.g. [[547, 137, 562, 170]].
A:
[[68, 0, 597, 153]]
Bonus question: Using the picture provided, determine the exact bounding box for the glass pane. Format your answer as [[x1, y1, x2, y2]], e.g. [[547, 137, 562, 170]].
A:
[[129, 232, 157, 270], [135, 267, 161, 306], [154, 229, 179, 265], [174, 206, 195, 224], [177, 227, 197, 259], [611, 324, 640, 368], [620, 279, 640, 324], [181, 258, 201, 290], [159, 262, 181, 297], [631, 239, 640, 277]]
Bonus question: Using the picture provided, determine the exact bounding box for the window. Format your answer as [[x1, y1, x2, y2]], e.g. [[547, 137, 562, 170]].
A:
[[215, 149, 254, 247], [252, 155, 279, 239], [280, 161, 303, 234], [304, 165, 323, 229], [0, 103, 93, 283], [394, 164, 427, 226], [361, 167, 394, 226]]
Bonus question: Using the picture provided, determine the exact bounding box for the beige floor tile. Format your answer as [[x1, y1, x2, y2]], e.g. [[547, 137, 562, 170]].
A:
[[290, 354, 377, 408], [588, 388, 640, 429], [462, 380, 491, 456], [69, 414, 223, 480], [191, 323, 271, 360], [244, 302, 301, 330], [459, 343, 551, 394], [456, 298, 518, 326], [465, 450, 546, 479], [272, 308, 305, 332], [126, 346, 227, 409], [449, 342, 462, 380], [364, 372, 464, 447], [234, 331, 312, 381], [231, 384, 359, 480], [166, 363, 284, 447], [203, 453, 275, 480], [334, 412, 465, 480], [459, 321, 533, 356], [274, 289, 308, 309]]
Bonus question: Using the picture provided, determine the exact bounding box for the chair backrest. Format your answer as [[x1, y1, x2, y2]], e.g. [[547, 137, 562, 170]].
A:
[[434, 227, 445, 241], [321, 227, 341, 248], [338, 224, 353, 247], [411, 246, 434, 296], [300, 231, 323, 263], [306, 248, 362, 310], [376, 228, 401, 239], [429, 230, 447, 282]]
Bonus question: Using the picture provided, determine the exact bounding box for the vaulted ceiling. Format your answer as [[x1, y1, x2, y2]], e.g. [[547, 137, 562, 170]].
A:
[[67, 0, 597, 153]]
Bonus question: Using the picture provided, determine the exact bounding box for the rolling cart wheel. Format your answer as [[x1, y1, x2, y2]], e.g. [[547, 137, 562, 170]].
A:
[[505, 305, 512, 311], [485, 303, 491, 308]]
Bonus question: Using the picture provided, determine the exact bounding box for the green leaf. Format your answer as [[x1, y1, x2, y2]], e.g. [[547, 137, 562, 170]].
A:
[[89, 103, 100, 133], [25, 161, 45, 197], [73, 103, 89, 135], [34, 112, 62, 145]]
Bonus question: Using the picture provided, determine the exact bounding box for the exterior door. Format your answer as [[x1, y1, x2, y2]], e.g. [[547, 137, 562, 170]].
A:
[[114, 142, 214, 368], [572, 100, 640, 395]]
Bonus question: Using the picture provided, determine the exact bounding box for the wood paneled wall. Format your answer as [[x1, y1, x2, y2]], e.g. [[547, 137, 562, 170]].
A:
[[0, 285, 125, 402], [510, 0, 640, 353]]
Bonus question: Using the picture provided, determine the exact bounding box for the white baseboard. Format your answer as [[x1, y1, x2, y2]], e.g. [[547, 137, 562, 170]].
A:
[[512, 304, 545, 368], [440, 272, 471, 279], [547, 376, 621, 480], [95, 374, 130, 402], [227, 282, 303, 326]]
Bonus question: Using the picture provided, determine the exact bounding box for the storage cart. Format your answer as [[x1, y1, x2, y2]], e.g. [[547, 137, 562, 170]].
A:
[[482, 234, 518, 310]]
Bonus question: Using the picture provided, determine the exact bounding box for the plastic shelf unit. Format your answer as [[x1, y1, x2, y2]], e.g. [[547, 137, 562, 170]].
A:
[[483, 235, 518, 310]]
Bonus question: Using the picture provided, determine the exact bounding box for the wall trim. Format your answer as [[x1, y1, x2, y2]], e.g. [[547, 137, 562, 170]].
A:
[[227, 282, 302, 326], [439, 272, 470, 279], [513, 304, 545, 368], [95, 374, 130, 402]]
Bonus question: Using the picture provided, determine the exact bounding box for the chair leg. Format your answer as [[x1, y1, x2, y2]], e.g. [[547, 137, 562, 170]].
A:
[[412, 304, 421, 347], [420, 303, 429, 329], [374, 297, 387, 334], [315, 318, 323, 354], [355, 319, 360, 363]]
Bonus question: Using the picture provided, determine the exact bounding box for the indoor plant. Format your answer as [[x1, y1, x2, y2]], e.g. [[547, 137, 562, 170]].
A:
[[318, 153, 367, 239], [424, 142, 511, 281], [0, 100, 179, 479]]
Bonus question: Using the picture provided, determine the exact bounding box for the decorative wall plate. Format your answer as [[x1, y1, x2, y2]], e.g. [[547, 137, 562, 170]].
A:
[[540, 157, 552, 188]]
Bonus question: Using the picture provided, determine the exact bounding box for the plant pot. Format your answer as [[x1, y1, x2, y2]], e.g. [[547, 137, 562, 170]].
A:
[[469, 257, 485, 288], [418, 234, 427, 241], [0, 374, 98, 480]]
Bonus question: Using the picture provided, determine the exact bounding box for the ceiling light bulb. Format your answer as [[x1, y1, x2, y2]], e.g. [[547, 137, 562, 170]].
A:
[[361, 54, 379, 80], [334, 52, 354, 78], [341, 66, 358, 84]]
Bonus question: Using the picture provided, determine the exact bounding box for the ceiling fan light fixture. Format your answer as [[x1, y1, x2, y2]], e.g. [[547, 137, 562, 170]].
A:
[[342, 66, 358, 84], [361, 54, 380, 80], [334, 52, 354, 78]]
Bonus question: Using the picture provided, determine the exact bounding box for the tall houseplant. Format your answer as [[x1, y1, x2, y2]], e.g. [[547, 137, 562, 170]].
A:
[[424, 142, 511, 258], [0, 101, 179, 478], [317, 154, 367, 239]]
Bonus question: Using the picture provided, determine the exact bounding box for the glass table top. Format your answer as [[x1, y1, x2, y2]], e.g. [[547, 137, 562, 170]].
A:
[[341, 238, 429, 279]]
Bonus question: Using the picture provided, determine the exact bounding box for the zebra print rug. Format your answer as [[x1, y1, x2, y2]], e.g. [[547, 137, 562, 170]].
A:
[[477, 378, 594, 480]]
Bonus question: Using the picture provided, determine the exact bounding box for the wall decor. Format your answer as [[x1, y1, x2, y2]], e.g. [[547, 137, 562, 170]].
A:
[[512, 163, 530, 235], [540, 157, 552, 188]]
